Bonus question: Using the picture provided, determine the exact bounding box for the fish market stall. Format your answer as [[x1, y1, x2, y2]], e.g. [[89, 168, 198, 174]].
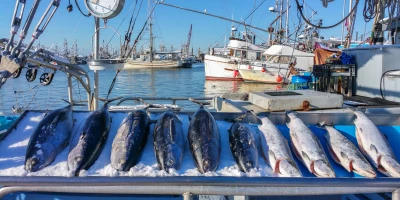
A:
[[0, 109, 400, 198]]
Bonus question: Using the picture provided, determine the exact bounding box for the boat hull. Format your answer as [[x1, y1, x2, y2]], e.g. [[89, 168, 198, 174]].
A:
[[204, 55, 243, 81], [124, 60, 182, 69], [239, 68, 289, 84]]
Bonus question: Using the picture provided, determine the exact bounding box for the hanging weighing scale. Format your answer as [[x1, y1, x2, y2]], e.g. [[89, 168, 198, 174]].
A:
[[85, 0, 126, 71]]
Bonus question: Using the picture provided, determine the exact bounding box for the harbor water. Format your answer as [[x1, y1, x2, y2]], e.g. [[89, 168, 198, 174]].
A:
[[0, 64, 280, 115]]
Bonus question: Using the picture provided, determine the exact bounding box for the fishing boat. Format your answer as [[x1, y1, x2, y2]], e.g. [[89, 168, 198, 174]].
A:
[[238, 45, 314, 83], [204, 27, 267, 81]]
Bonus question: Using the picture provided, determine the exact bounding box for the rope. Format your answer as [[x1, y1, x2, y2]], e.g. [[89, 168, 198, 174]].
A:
[[294, 0, 360, 29], [106, 69, 122, 99]]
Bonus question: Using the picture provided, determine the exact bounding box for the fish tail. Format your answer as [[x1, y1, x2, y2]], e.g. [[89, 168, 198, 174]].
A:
[[380, 156, 400, 177]]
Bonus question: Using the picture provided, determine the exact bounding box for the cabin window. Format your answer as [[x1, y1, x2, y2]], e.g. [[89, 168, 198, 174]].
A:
[[235, 50, 242, 58], [256, 52, 262, 61], [279, 56, 292, 64], [242, 51, 247, 59]]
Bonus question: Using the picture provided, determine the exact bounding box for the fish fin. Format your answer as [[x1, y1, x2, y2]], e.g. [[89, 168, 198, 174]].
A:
[[340, 152, 352, 172], [370, 144, 378, 154], [268, 150, 276, 162], [340, 152, 349, 162], [302, 151, 310, 162], [326, 142, 341, 164]]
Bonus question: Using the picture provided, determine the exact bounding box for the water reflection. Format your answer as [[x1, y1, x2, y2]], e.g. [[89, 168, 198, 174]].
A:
[[0, 64, 286, 114]]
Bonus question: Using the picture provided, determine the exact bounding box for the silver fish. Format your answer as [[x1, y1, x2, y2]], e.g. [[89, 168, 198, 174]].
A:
[[353, 110, 400, 177], [258, 117, 302, 177], [111, 110, 151, 171], [68, 103, 111, 176], [324, 125, 376, 178], [25, 105, 73, 172], [287, 111, 335, 177]]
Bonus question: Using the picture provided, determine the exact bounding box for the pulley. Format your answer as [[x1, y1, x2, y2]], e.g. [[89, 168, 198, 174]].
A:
[[25, 68, 38, 82], [12, 68, 22, 78], [39, 72, 55, 86]]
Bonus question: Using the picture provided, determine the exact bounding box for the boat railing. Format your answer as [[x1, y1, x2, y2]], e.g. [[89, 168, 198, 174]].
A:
[[0, 176, 399, 199], [115, 96, 213, 106]]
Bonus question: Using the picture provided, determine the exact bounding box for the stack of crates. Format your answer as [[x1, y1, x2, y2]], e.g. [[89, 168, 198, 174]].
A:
[[312, 64, 356, 96]]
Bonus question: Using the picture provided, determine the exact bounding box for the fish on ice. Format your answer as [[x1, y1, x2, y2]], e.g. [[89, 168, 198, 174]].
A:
[[25, 105, 73, 172], [258, 117, 302, 177], [287, 111, 335, 177], [188, 106, 221, 174], [353, 110, 400, 177], [153, 110, 185, 172], [323, 125, 376, 178]]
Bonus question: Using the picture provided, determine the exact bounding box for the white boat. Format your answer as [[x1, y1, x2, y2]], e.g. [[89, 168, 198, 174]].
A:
[[238, 45, 314, 83], [204, 28, 267, 81]]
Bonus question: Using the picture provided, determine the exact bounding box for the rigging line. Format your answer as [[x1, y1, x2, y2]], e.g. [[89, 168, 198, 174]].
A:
[[244, 0, 267, 22], [106, 0, 138, 47], [124, 0, 160, 60], [122, 0, 145, 57], [294, 0, 360, 29], [71, 15, 83, 37]]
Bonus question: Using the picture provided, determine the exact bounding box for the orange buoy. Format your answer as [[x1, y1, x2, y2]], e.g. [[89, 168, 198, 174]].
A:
[[261, 68, 266, 72], [276, 75, 283, 82], [233, 70, 239, 77]]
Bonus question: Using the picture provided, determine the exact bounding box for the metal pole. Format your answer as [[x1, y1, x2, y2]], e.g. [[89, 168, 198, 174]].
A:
[[93, 17, 100, 110], [393, 190, 400, 200], [67, 74, 73, 104], [183, 192, 193, 200], [285, 0, 289, 44], [341, 0, 346, 45]]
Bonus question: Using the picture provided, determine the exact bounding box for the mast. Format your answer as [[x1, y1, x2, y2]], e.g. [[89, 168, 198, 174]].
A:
[[285, 0, 289, 43], [341, 0, 346, 45], [149, 22, 153, 61], [148, 0, 154, 61]]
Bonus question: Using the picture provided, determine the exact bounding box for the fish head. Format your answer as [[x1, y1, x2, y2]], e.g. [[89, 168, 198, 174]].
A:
[[25, 156, 41, 172], [239, 148, 258, 172], [312, 160, 336, 177], [164, 144, 183, 171], [277, 159, 302, 177], [351, 159, 376, 178], [379, 156, 400, 178]]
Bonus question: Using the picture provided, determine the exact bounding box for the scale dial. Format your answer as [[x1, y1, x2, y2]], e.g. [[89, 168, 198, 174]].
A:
[[84, 0, 125, 19]]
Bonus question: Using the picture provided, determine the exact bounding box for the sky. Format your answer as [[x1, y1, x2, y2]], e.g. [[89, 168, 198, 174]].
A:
[[0, 0, 373, 56]]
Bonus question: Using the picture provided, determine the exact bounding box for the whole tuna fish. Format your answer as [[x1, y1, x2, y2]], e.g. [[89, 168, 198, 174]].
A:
[[25, 105, 73, 172], [111, 110, 151, 171], [153, 110, 185, 171], [324, 125, 376, 177], [258, 117, 302, 177], [229, 123, 258, 172], [353, 110, 400, 177], [68, 103, 111, 176], [287, 111, 335, 177], [188, 106, 221, 174]]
